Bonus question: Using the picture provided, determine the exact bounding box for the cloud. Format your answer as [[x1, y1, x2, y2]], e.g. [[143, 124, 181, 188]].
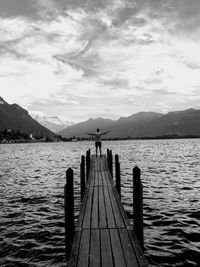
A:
[[101, 75, 130, 89], [32, 0, 63, 19], [1, 0, 200, 122], [153, 89, 176, 95], [0, 0, 37, 18]]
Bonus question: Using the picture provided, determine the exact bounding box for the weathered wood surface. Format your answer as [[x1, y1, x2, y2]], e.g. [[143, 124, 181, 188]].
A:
[[68, 155, 147, 267]]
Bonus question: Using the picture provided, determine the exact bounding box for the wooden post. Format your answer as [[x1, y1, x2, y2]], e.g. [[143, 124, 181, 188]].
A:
[[86, 150, 90, 181], [133, 166, 144, 250], [107, 149, 110, 171], [115, 154, 121, 197], [88, 149, 91, 171], [80, 155, 85, 201], [64, 168, 74, 253], [107, 149, 110, 164], [110, 150, 113, 177]]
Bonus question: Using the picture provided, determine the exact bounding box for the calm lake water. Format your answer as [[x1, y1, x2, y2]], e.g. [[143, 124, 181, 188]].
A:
[[0, 140, 200, 266]]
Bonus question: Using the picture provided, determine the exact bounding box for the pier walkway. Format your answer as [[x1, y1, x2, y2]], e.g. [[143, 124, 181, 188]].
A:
[[67, 154, 147, 267]]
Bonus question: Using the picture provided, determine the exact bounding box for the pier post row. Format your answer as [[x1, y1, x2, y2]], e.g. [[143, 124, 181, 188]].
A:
[[107, 148, 113, 177], [65, 150, 147, 267], [64, 168, 75, 245], [133, 166, 144, 251], [80, 155, 85, 201], [86, 149, 90, 181], [115, 154, 121, 197]]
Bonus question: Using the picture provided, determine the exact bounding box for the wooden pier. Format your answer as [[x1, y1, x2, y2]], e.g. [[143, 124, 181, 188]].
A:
[[65, 151, 147, 267]]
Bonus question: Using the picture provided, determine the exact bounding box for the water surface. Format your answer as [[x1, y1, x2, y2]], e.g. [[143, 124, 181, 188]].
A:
[[0, 140, 200, 266]]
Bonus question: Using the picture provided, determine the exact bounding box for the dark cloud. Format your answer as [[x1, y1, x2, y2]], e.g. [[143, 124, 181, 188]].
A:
[[153, 89, 176, 95], [101, 77, 129, 89], [0, 0, 37, 18], [0, 45, 28, 60], [0, 24, 56, 63], [0, 0, 68, 20], [185, 62, 200, 70], [54, 41, 102, 78], [134, 0, 200, 35], [112, 5, 138, 26]]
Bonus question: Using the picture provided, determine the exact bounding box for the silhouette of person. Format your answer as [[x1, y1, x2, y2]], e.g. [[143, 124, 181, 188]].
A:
[[87, 128, 110, 156]]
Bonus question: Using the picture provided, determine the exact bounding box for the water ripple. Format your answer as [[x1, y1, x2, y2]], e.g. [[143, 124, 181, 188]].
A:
[[1, 140, 200, 266]]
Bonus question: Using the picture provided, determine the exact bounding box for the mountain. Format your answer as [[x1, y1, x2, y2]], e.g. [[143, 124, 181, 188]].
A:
[[109, 112, 163, 138], [59, 117, 115, 138], [140, 108, 200, 137], [0, 97, 7, 105], [31, 114, 74, 133], [59, 109, 200, 138], [0, 97, 55, 137], [59, 112, 162, 138]]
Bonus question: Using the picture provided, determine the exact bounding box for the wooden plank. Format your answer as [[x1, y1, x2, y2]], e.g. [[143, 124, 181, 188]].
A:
[[104, 169, 114, 184], [95, 170, 99, 186], [91, 186, 98, 228], [107, 182, 125, 228], [103, 170, 113, 186], [110, 229, 126, 267], [68, 230, 81, 267], [90, 170, 95, 187], [77, 230, 90, 267], [99, 187, 107, 228], [94, 156, 98, 170], [98, 168, 103, 186], [89, 229, 100, 267], [103, 186, 116, 228], [101, 170, 107, 186], [103, 155, 109, 171], [100, 229, 114, 267], [119, 228, 139, 267], [101, 155, 105, 167], [100, 156, 103, 171], [83, 187, 93, 229], [76, 187, 89, 230], [97, 156, 100, 171], [128, 230, 148, 267], [89, 156, 94, 172], [112, 184, 131, 229], [87, 169, 92, 185]]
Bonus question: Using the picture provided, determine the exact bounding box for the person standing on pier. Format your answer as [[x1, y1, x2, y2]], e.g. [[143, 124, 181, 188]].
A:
[[87, 128, 110, 157]]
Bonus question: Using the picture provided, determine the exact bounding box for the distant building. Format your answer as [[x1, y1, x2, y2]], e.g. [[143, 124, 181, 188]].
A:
[[29, 133, 34, 140]]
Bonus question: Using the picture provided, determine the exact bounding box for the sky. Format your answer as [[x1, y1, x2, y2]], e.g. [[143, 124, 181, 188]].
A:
[[1, 0, 200, 122]]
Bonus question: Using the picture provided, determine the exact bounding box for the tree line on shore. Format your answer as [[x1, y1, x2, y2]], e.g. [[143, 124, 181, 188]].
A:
[[1, 128, 200, 144], [0, 129, 55, 143]]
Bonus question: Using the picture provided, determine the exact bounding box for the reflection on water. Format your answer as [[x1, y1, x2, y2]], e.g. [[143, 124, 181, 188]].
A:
[[0, 140, 200, 266]]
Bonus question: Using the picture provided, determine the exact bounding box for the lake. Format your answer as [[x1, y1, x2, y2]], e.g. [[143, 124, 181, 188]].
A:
[[0, 140, 200, 266]]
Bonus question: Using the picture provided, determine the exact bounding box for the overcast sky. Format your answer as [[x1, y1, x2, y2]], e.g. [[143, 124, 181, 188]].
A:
[[1, 0, 200, 122]]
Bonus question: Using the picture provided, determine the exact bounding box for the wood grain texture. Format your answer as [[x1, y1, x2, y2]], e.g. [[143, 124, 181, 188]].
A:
[[67, 154, 147, 267]]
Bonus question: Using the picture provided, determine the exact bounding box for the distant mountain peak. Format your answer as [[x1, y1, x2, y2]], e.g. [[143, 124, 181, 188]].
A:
[[168, 108, 196, 115], [130, 111, 163, 117], [87, 117, 114, 122], [31, 113, 74, 133], [0, 96, 8, 105], [0, 97, 54, 137]]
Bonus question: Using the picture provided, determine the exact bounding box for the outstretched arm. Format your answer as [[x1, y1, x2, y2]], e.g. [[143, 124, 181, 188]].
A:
[[102, 131, 110, 135], [86, 133, 95, 136]]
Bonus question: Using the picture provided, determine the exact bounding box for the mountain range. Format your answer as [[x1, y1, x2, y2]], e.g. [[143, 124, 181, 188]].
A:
[[30, 114, 74, 133], [59, 109, 200, 138], [1, 96, 200, 139], [0, 97, 54, 137]]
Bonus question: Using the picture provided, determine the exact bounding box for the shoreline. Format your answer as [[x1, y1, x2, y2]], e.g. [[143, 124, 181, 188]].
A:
[[1, 135, 200, 144]]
